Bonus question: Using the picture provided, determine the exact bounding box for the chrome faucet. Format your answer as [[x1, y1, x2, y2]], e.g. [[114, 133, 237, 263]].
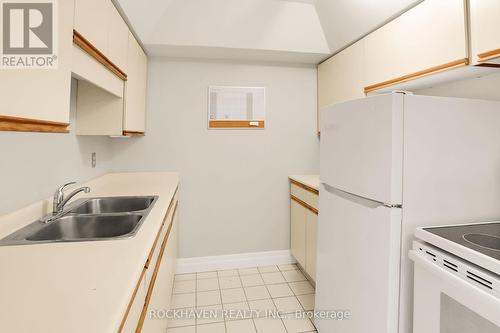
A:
[[42, 182, 91, 223]]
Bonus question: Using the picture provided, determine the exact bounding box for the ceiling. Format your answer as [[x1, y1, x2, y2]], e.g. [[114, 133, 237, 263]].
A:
[[116, 0, 422, 64]]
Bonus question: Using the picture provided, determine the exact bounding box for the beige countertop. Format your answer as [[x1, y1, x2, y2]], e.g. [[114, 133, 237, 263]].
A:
[[289, 174, 320, 191], [0, 172, 179, 333]]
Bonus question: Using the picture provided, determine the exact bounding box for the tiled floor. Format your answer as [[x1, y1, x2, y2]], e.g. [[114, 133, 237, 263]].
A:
[[167, 264, 317, 333]]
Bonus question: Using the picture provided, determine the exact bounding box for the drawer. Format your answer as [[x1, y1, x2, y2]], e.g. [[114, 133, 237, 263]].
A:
[[290, 182, 319, 211]]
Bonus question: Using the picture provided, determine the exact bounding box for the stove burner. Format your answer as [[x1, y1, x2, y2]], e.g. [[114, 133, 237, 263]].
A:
[[463, 233, 500, 252]]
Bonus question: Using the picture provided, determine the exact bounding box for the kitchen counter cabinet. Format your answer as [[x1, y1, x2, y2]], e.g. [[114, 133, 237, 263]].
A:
[[289, 175, 319, 282], [0, 172, 179, 333]]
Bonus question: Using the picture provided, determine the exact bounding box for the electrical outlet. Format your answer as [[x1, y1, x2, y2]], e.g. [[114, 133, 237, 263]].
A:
[[91, 152, 97, 168]]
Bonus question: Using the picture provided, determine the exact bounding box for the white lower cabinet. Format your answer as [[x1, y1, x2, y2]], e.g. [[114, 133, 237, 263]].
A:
[[119, 197, 178, 333], [291, 199, 307, 268], [305, 210, 317, 280], [290, 181, 318, 282]]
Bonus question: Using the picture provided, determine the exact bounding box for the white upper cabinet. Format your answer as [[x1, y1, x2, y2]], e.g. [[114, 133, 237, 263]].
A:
[[74, 0, 109, 53], [470, 0, 500, 65], [107, 2, 129, 71], [317, 39, 365, 132], [363, 0, 468, 92], [0, 0, 74, 131], [124, 32, 148, 134]]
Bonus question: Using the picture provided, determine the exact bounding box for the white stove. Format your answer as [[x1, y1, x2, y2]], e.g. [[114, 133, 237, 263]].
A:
[[410, 222, 500, 333]]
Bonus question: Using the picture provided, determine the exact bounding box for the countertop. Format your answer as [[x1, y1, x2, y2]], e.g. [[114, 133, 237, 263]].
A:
[[0, 172, 179, 333], [289, 174, 320, 192]]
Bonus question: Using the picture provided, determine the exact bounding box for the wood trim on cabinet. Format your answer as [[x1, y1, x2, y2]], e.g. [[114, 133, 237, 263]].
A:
[[118, 267, 147, 333], [364, 58, 469, 93], [290, 179, 319, 195], [208, 120, 265, 129], [123, 130, 145, 137], [477, 48, 500, 63], [291, 195, 318, 215], [136, 201, 178, 332], [73, 30, 128, 81], [474, 63, 500, 69], [0, 115, 69, 133]]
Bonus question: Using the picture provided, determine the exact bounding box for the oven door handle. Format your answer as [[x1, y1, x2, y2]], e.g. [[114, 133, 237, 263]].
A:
[[409, 250, 500, 328]]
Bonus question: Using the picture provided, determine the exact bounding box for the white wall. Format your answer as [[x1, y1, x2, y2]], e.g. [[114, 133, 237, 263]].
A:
[[111, 58, 319, 258], [0, 80, 115, 215]]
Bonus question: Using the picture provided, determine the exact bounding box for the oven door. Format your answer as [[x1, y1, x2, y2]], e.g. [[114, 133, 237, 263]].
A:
[[410, 249, 500, 333]]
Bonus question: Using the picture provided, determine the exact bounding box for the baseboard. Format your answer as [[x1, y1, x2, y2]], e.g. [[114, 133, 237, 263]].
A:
[[176, 250, 296, 274]]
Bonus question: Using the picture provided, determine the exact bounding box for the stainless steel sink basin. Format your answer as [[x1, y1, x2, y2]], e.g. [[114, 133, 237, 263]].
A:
[[0, 195, 158, 246], [26, 214, 142, 241], [69, 196, 156, 214]]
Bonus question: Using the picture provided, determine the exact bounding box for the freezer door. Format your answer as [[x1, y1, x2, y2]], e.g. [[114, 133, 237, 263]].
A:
[[320, 93, 403, 204], [315, 184, 402, 333]]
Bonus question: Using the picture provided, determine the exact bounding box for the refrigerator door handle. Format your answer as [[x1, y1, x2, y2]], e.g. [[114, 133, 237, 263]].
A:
[[322, 183, 403, 209]]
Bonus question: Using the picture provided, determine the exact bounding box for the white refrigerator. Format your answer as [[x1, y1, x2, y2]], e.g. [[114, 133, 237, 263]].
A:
[[315, 92, 500, 333]]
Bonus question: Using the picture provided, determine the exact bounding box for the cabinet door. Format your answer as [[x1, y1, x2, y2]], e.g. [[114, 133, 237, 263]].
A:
[[364, 0, 468, 93], [291, 199, 307, 268], [305, 210, 317, 282], [120, 269, 147, 333], [0, 0, 74, 131], [470, 0, 500, 64], [74, 0, 109, 53], [142, 207, 178, 332], [317, 40, 365, 132], [107, 2, 129, 71], [124, 32, 148, 134]]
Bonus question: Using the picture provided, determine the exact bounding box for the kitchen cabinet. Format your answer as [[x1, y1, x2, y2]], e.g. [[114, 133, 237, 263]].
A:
[[290, 179, 318, 282], [317, 39, 365, 133], [124, 32, 148, 135], [363, 0, 468, 93], [74, 0, 109, 54], [291, 199, 307, 268], [119, 194, 178, 333], [470, 0, 500, 65], [305, 210, 317, 280], [0, 0, 75, 132], [107, 2, 130, 71]]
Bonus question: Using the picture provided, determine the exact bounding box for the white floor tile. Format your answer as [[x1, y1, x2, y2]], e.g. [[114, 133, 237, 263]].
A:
[[167, 308, 196, 328], [244, 286, 270, 301], [278, 264, 298, 271], [241, 274, 264, 287], [197, 304, 224, 325], [253, 317, 287, 333], [261, 272, 286, 285], [173, 280, 196, 294], [297, 294, 315, 311], [197, 290, 222, 307], [267, 283, 294, 298], [219, 276, 242, 289], [288, 281, 314, 295], [171, 293, 196, 309], [248, 298, 276, 317], [197, 278, 219, 292], [258, 265, 279, 273], [221, 288, 247, 303], [282, 316, 316, 333], [175, 273, 196, 281], [282, 269, 307, 283], [198, 271, 218, 279], [239, 267, 259, 276], [218, 269, 239, 277], [166, 326, 196, 333], [197, 322, 226, 333], [273, 296, 303, 314], [225, 319, 256, 333]]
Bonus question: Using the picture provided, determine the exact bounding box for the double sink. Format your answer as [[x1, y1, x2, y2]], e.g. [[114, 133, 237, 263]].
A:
[[0, 196, 158, 246]]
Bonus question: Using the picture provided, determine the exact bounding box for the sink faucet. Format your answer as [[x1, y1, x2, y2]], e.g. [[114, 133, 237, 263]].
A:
[[42, 182, 91, 223]]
